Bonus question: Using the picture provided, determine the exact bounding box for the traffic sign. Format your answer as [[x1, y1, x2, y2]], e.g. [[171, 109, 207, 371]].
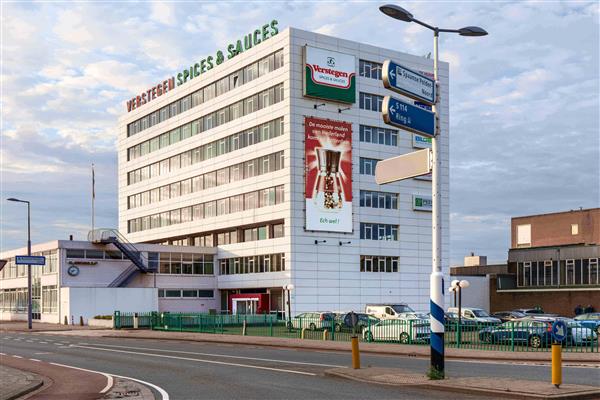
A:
[[344, 311, 359, 329], [375, 148, 432, 184], [382, 96, 435, 137], [551, 320, 567, 342], [382, 60, 436, 105], [15, 255, 45, 265]]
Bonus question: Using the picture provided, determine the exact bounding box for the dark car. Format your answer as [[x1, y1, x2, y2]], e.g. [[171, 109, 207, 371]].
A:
[[479, 318, 553, 348], [492, 311, 527, 322], [443, 312, 477, 331], [333, 312, 380, 333], [513, 308, 545, 316]]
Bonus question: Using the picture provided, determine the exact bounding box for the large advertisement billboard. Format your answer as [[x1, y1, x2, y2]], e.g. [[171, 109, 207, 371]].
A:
[[305, 117, 353, 232], [304, 46, 356, 104]]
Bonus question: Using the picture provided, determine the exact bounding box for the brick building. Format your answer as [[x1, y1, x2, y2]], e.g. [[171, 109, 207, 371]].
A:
[[452, 208, 600, 316]]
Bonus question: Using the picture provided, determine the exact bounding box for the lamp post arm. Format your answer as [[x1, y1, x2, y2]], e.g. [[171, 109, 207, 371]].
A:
[[412, 17, 436, 31]]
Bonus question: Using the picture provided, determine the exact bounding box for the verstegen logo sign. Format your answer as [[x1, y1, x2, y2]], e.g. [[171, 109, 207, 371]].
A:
[[304, 46, 356, 104]]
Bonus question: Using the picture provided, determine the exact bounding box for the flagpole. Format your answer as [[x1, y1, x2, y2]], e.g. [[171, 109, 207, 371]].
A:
[[92, 163, 95, 233]]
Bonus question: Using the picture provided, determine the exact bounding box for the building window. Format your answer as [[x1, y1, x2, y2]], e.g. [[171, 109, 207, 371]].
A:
[[41, 285, 57, 313], [565, 259, 575, 286], [571, 224, 579, 235], [219, 253, 285, 275], [359, 125, 397, 146], [359, 92, 383, 112], [359, 60, 382, 80], [360, 190, 398, 209], [359, 158, 379, 175], [516, 224, 531, 247], [360, 223, 398, 241], [360, 256, 398, 272]]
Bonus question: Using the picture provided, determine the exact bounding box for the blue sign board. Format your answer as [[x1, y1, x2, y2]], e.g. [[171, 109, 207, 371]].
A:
[[551, 320, 567, 342], [15, 255, 45, 266], [382, 60, 436, 105], [382, 96, 435, 137]]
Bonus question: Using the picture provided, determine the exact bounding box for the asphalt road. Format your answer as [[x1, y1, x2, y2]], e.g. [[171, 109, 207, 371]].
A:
[[1, 331, 598, 400]]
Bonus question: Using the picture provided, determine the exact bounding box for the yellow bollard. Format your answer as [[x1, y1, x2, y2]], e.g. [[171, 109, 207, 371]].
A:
[[351, 336, 360, 369], [323, 329, 328, 341], [242, 320, 247, 336], [301, 328, 306, 339], [552, 343, 562, 388]]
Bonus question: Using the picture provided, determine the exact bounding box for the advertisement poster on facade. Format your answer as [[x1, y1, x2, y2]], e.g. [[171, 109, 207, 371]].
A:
[[305, 117, 353, 232], [304, 46, 356, 104]]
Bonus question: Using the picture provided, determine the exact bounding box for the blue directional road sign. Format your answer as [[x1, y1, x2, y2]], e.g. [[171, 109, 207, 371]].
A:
[[382, 96, 435, 137], [382, 60, 436, 105], [551, 320, 567, 342], [15, 255, 45, 265]]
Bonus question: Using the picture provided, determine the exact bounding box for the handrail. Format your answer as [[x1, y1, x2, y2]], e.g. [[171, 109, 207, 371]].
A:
[[108, 263, 139, 287], [88, 228, 149, 270]]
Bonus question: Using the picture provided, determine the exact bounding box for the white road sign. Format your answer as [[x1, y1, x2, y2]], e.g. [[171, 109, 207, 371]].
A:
[[375, 149, 432, 184]]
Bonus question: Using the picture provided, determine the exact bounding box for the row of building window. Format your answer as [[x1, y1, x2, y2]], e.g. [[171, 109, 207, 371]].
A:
[[359, 157, 379, 175], [359, 124, 398, 146], [360, 256, 399, 272], [151, 253, 214, 275], [219, 253, 285, 275], [359, 92, 383, 112], [127, 117, 284, 186], [360, 223, 399, 241], [153, 221, 284, 248], [359, 190, 398, 210], [127, 83, 285, 161], [128, 151, 284, 209], [158, 289, 215, 298], [0, 286, 57, 314], [128, 185, 285, 233], [517, 258, 599, 287], [359, 60, 383, 80], [127, 49, 284, 137]]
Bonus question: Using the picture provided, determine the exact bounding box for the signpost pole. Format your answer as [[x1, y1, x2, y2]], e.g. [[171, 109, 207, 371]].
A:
[[27, 201, 32, 330], [429, 29, 445, 376]]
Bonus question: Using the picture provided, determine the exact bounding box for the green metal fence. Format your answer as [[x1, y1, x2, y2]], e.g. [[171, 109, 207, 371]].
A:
[[116, 311, 599, 353]]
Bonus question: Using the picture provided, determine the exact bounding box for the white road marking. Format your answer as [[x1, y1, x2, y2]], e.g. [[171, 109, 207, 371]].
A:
[[12, 355, 22, 358], [29, 359, 41, 362], [79, 343, 345, 368], [72, 345, 317, 376], [39, 342, 48, 344], [0, 352, 5, 355], [48, 362, 168, 399], [34, 352, 52, 355]]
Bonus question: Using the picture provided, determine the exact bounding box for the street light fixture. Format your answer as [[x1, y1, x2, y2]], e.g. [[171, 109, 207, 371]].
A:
[[379, 4, 486, 377], [284, 284, 294, 329], [7, 197, 33, 330]]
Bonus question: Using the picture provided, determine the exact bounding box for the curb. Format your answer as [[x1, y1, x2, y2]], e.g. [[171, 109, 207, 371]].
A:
[[98, 332, 600, 365], [324, 369, 600, 400]]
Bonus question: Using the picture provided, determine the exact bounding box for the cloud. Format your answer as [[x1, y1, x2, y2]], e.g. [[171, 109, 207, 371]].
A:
[[1, 1, 598, 267]]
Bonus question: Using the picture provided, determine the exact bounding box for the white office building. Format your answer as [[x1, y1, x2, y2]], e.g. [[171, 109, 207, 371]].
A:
[[118, 23, 450, 317]]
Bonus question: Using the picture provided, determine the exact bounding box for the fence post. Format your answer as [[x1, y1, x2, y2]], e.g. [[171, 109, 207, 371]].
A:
[[301, 328, 306, 339], [114, 311, 120, 330], [269, 316, 273, 337], [133, 313, 139, 329], [511, 321, 515, 352], [242, 319, 247, 336], [457, 320, 461, 349]]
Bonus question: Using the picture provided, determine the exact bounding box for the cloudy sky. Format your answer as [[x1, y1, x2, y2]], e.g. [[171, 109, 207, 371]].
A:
[[1, 1, 598, 265]]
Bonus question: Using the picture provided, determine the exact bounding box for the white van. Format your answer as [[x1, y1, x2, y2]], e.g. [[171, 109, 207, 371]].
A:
[[447, 307, 501, 324], [365, 303, 414, 319]]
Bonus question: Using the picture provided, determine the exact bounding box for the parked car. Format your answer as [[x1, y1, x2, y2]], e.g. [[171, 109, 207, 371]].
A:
[[479, 318, 553, 348], [513, 308, 545, 316], [289, 312, 334, 330], [573, 313, 600, 334], [363, 318, 429, 344], [333, 312, 380, 333], [443, 312, 478, 331], [492, 311, 528, 323], [565, 320, 598, 345], [447, 307, 502, 325], [365, 303, 415, 320]]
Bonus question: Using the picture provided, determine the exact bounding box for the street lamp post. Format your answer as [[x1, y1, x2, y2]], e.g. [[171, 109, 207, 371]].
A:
[[284, 284, 294, 328], [379, 4, 487, 377], [450, 279, 470, 344], [7, 198, 32, 330]]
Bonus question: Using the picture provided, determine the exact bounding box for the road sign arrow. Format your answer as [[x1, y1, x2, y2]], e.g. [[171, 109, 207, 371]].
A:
[[383, 60, 435, 105], [389, 68, 396, 80]]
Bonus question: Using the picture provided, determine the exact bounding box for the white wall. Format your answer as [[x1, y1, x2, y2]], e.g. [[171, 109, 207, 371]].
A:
[[61, 287, 158, 324], [451, 276, 490, 312]]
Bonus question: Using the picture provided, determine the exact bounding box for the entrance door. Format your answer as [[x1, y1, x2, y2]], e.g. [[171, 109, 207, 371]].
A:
[[232, 299, 258, 315]]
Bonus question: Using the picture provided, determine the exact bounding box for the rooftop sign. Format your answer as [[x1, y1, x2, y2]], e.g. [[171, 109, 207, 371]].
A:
[[126, 20, 279, 112]]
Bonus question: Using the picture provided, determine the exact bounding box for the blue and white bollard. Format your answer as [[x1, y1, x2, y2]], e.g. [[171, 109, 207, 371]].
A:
[[430, 271, 444, 375]]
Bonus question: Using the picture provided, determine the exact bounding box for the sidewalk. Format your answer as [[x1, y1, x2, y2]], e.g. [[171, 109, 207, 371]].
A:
[[39, 327, 600, 364], [0, 364, 43, 400], [325, 367, 600, 399]]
